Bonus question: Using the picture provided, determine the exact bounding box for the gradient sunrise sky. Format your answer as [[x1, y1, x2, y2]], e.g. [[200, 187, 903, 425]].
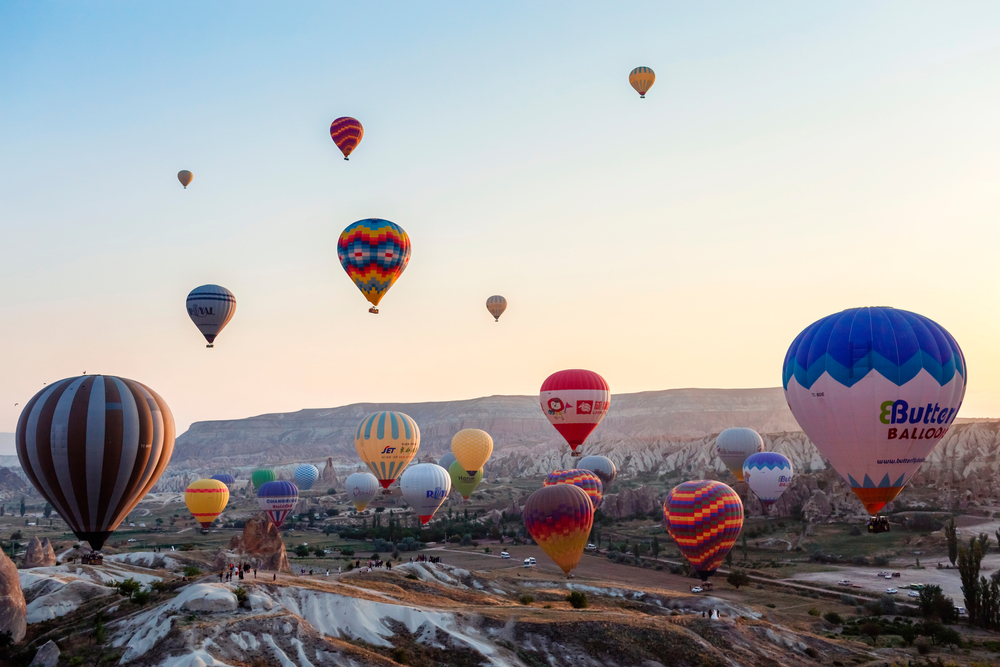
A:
[[2, 2, 1000, 436]]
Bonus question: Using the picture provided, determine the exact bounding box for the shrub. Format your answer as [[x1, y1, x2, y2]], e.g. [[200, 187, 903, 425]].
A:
[[340, 547, 354, 557], [390, 647, 410, 665], [873, 555, 889, 567], [823, 612, 843, 625], [116, 578, 141, 599], [808, 608, 820, 616], [448, 535, 462, 544], [804, 647, 818, 659], [849, 525, 862, 536], [183, 565, 202, 577], [566, 591, 588, 609], [460, 534, 473, 547], [915, 637, 931, 655], [851, 555, 867, 566], [406, 573, 419, 580], [233, 586, 249, 603], [726, 570, 750, 589], [150, 581, 169, 594], [519, 594, 534, 605], [179, 543, 195, 551], [373, 539, 395, 552], [397, 537, 424, 552], [133, 590, 152, 606], [294, 545, 310, 558], [314, 546, 325, 558], [484, 547, 492, 554], [840, 594, 857, 606]]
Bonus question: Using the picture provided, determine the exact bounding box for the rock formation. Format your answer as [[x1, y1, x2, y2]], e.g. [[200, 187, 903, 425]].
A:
[[320, 457, 340, 489], [600, 486, 661, 519], [0, 546, 27, 642], [23, 537, 56, 568], [212, 513, 289, 573], [0, 468, 28, 501], [29, 639, 60, 667]]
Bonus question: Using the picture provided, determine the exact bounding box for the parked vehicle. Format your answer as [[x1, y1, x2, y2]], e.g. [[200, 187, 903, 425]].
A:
[[529, 557, 536, 565], [908, 591, 921, 598], [500, 551, 510, 559], [691, 587, 703, 593], [886, 588, 898, 594], [837, 580, 851, 585], [585, 543, 597, 551]]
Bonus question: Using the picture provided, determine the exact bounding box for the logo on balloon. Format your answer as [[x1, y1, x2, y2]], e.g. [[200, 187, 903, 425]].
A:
[[577, 400, 593, 414], [381, 446, 396, 454], [879, 400, 959, 426], [425, 487, 447, 499]]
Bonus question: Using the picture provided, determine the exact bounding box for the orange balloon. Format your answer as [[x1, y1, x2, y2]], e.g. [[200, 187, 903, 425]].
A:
[[177, 170, 193, 188]]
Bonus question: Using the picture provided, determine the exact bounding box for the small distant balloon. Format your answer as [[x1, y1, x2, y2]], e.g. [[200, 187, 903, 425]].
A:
[[576, 455, 617, 487], [177, 170, 193, 188], [186, 285, 236, 348], [486, 295, 507, 322], [211, 473, 236, 486], [257, 480, 299, 529], [742, 452, 793, 512], [294, 464, 319, 491], [330, 117, 364, 160], [544, 469, 603, 510], [715, 428, 763, 481], [345, 471, 380, 512], [251, 469, 276, 490], [629, 67, 655, 98]]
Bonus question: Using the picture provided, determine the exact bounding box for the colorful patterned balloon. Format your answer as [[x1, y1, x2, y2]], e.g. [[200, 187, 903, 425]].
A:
[[337, 218, 411, 313], [540, 369, 610, 456], [448, 460, 483, 500], [715, 428, 764, 481], [576, 455, 617, 487], [543, 469, 603, 510], [257, 480, 299, 529], [486, 295, 507, 322], [355, 411, 420, 489], [742, 452, 793, 511], [330, 117, 363, 160], [211, 474, 236, 486], [185, 479, 229, 529], [784, 307, 966, 515], [251, 469, 276, 490], [294, 464, 319, 491], [663, 480, 744, 581], [629, 67, 655, 98], [523, 484, 594, 576]]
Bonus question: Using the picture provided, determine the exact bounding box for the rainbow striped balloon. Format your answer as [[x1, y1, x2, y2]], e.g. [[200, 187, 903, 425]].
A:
[[523, 484, 594, 576], [330, 116, 364, 160], [663, 480, 743, 581], [337, 219, 411, 312], [543, 469, 603, 510]]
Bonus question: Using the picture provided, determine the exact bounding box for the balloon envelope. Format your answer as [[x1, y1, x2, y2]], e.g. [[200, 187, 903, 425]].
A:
[[330, 117, 363, 159], [345, 471, 380, 512], [742, 452, 793, 511], [186, 285, 236, 347], [783, 307, 966, 515], [540, 369, 610, 454], [400, 463, 450, 524], [257, 480, 299, 529], [448, 461, 483, 500], [252, 469, 276, 490], [294, 464, 319, 491], [177, 170, 193, 188], [715, 428, 763, 481], [211, 474, 236, 486], [438, 452, 457, 470], [337, 219, 411, 311], [544, 469, 603, 510], [451, 428, 493, 476], [16, 375, 175, 551], [523, 484, 594, 576], [486, 295, 507, 322], [576, 455, 617, 487], [629, 67, 655, 97], [185, 479, 229, 529], [355, 411, 420, 489], [663, 480, 743, 581]]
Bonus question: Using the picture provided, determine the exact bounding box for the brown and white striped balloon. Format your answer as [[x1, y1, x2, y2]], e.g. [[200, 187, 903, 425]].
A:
[[15, 375, 175, 551]]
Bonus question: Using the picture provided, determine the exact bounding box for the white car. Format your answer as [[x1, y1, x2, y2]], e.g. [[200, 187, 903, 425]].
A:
[[691, 587, 703, 593], [528, 557, 536, 565], [908, 591, 921, 598], [585, 543, 597, 551], [127, 538, 136, 542], [837, 580, 851, 585], [500, 551, 510, 559], [958, 607, 967, 616], [886, 588, 898, 594], [139, 523, 146, 527], [523, 558, 532, 567]]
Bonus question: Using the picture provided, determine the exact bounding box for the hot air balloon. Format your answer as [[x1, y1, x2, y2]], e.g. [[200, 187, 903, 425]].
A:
[[185, 479, 229, 530], [355, 411, 420, 490], [486, 295, 507, 322], [294, 464, 319, 491], [523, 484, 593, 576], [629, 67, 655, 98], [186, 285, 236, 348], [544, 469, 603, 510], [783, 307, 966, 519], [330, 117, 363, 160], [448, 461, 483, 500], [540, 369, 610, 457], [15, 375, 175, 551], [451, 429, 493, 476], [211, 473, 236, 486], [715, 428, 764, 481], [337, 219, 411, 314], [257, 480, 299, 529], [400, 463, 450, 525], [438, 452, 457, 470], [252, 469, 276, 490], [177, 170, 193, 188], [742, 452, 793, 512], [345, 471, 380, 512], [576, 455, 617, 487], [663, 480, 743, 581]]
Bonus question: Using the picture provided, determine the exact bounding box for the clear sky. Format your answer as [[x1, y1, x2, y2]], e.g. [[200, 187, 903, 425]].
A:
[[2, 2, 1000, 436]]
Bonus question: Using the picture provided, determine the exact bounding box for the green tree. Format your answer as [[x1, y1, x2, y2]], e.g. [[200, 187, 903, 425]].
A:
[[116, 578, 142, 600], [566, 591, 588, 609], [918, 584, 957, 622], [314, 546, 325, 558], [725, 550, 733, 568], [726, 570, 750, 589], [741, 533, 748, 561], [295, 545, 310, 558], [945, 517, 958, 566], [977, 532, 990, 555], [43, 503, 52, 519], [959, 541, 984, 623], [19, 497, 25, 517], [651, 536, 660, 560], [860, 620, 881, 645], [94, 612, 106, 645]]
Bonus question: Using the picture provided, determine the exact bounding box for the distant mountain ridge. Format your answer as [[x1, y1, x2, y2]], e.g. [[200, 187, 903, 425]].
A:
[[171, 387, 801, 467]]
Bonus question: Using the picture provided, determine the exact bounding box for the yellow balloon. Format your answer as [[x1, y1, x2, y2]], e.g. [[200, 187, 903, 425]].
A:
[[355, 411, 421, 490], [629, 67, 655, 98], [451, 428, 493, 476], [184, 479, 229, 529]]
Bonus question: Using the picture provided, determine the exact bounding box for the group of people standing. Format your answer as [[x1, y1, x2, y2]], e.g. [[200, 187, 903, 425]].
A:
[[220, 561, 256, 582]]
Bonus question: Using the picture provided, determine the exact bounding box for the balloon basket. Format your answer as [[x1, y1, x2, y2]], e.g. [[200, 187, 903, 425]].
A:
[[369, 307, 379, 314], [640, 95, 645, 99], [344, 157, 350, 161], [206, 344, 214, 348], [867, 515, 891, 534], [381, 489, 392, 495], [570, 451, 582, 458]]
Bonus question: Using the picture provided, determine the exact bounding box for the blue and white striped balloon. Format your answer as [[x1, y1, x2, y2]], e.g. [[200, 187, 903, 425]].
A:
[[186, 284, 237, 348], [742, 452, 793, 511], [294, 464, 319, 490]]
